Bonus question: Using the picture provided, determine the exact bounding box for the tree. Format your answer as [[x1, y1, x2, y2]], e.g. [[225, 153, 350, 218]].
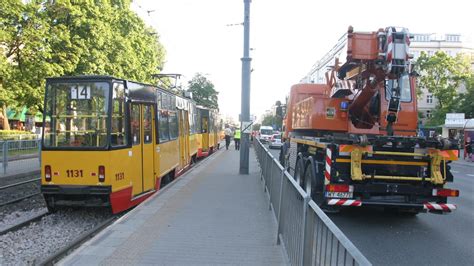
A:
[[252, 123, 261, 131], [187, 73, 219, 109], [415, 51, 471, 125], [262, 114, 282, 131], [455, 74, 474, 119], [0, 0, 166, 128]]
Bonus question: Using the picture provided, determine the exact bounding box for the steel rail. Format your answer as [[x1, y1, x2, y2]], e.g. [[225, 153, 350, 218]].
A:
[[0, 192, 42, 207], [0, 177, 41, 190], [38, 216, 118, 266], [0, 211, 49, 236]]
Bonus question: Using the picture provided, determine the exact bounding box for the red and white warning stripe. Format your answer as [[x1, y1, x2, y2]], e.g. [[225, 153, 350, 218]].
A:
[[327, 199, 362, 207], [423, 202, 456, 212], [324, 148, 332, 185]]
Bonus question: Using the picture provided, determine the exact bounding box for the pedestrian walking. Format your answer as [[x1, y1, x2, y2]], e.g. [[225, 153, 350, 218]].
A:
[[234, 128, 241, 150], [466, 139, 472, 162], [224, 127, 232, 150]]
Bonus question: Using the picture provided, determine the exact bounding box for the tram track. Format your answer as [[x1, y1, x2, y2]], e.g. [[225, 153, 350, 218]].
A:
[[0, 177, 42, 208], [0, 211, 49, 236], [38, 215, 118, 266], [0, 208, 115, 265]]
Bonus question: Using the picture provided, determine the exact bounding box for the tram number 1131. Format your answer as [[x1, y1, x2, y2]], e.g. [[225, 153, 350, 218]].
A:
[[115, 172, 125, 181], [66, 169, 83, 178]]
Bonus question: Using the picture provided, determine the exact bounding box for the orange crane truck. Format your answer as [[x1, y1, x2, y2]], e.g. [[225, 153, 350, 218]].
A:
[[283, 26, 459, 214]]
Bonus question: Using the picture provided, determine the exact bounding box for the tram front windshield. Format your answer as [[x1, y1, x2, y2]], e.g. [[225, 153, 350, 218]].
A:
[[43, 82, 110, 148]]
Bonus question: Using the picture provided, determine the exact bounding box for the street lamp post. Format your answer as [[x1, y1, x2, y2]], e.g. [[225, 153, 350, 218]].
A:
[[239, 0, 252, 174]]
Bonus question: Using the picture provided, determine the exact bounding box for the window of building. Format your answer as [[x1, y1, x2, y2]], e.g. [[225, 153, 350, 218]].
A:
[[158, 110, 169, 143], [169, 111, 179, 140], [446, 35, 460, 42], [427, 94, 433, 104], [111, 82, 127, 147], [426, 110, 432, 118]]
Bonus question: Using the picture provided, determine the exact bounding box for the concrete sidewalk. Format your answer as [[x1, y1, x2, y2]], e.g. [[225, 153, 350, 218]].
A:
[[453, 149, 473, 167], [61, 146, 287, 265], [0, 157, 40, 179]]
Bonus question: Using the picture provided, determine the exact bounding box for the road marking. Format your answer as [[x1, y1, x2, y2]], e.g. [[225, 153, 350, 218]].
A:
[[467, 174, 474, 177], [451, 170, 459, 173]]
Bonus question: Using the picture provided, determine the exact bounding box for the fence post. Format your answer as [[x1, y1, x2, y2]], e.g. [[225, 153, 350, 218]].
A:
[[276, 168, 285, 245], [3, 141, 8, 174], [303, 201, 316, 266], [263, 153, 268, 192], [300, 194, 310, 266], [268, 159, 273, 211]]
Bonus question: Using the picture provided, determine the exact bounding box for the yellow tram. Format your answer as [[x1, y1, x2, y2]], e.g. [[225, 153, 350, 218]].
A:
[[195, 106, 220, 158], [40, 75, 217, 213]]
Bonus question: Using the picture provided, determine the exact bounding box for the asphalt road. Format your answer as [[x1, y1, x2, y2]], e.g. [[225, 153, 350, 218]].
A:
[[266, 145, 474, 266]]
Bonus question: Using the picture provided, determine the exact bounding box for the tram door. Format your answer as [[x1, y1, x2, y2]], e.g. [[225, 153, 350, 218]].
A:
[[202, 117, 209, 151], [130, 104, 155, 196], [179, 110, 190, 168]]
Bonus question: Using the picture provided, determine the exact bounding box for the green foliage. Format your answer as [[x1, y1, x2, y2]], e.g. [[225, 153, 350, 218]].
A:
[[252, 123, 261, 131], [415, 51, 472, 125], [187, 73, 219, 109], [262, 114, 282, 130], [0, 129, 35, 140], [455, 74, 474, 119], [0, 0, 165, 117]]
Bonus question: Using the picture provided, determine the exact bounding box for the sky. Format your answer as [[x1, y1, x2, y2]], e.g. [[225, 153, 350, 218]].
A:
[[131, 0, 473, 122]]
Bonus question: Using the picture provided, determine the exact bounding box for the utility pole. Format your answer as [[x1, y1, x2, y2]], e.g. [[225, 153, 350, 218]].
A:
[[239, 0, 251, 174]]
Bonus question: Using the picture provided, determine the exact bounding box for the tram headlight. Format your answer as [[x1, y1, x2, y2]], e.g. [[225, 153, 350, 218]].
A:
[[45, 165, 52, 182], [98, 165, 105, 182]]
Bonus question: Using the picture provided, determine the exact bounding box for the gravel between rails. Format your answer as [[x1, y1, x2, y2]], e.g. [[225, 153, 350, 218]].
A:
[[0, 208, 112, 265], [0, 178, 41, 207]]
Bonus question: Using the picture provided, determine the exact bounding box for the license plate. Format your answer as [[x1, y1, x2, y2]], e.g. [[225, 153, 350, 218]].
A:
[[325, 192, 353, 198]]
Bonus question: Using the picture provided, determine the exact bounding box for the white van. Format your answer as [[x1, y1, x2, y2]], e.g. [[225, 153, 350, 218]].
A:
[[259, 126, 274, 143]]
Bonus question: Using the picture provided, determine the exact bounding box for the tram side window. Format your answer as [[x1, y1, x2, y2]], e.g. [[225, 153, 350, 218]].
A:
[[131, 105, 140, 145], [143, 105, 153, 143], [111, 83, 127, 147], [201, 117, 208, 133], [196, 112, 201, 134], [169, 111, 179, 140], [158, 110, 170, 143]]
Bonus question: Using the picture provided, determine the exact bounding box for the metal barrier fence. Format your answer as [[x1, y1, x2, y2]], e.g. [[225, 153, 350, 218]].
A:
[[1, 139, 41, 175], [254, 139, 371, 266]]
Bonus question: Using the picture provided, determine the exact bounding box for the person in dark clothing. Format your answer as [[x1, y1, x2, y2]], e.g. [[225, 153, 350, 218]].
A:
[[466, 141, 472, 161], [224, 127, 232, 150]]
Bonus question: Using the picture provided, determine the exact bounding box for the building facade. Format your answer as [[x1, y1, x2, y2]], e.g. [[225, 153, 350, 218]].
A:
[[411, 33, 474, 124]]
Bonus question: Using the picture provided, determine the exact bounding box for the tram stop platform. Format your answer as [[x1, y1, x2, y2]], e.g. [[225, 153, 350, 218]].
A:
[[61, 143, 288, 265]]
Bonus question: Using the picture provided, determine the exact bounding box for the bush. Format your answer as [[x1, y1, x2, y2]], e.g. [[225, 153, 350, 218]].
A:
[[0, 130, 38, 141]]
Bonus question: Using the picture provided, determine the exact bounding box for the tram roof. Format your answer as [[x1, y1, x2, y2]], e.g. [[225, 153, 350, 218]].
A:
[[46, 75, 199, 107]]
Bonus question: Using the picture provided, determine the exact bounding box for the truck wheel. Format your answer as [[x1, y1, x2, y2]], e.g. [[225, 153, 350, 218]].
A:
[[305, 157, 325, 206], [294, 154, 305, 187]]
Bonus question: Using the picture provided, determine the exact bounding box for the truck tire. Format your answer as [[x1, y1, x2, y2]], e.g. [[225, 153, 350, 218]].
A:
[[294, 154, 305, 187], [305, 157, 325, 206]]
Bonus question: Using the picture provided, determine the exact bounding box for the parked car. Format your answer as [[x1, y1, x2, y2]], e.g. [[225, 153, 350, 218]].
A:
[[268, 134, 283, 149]]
